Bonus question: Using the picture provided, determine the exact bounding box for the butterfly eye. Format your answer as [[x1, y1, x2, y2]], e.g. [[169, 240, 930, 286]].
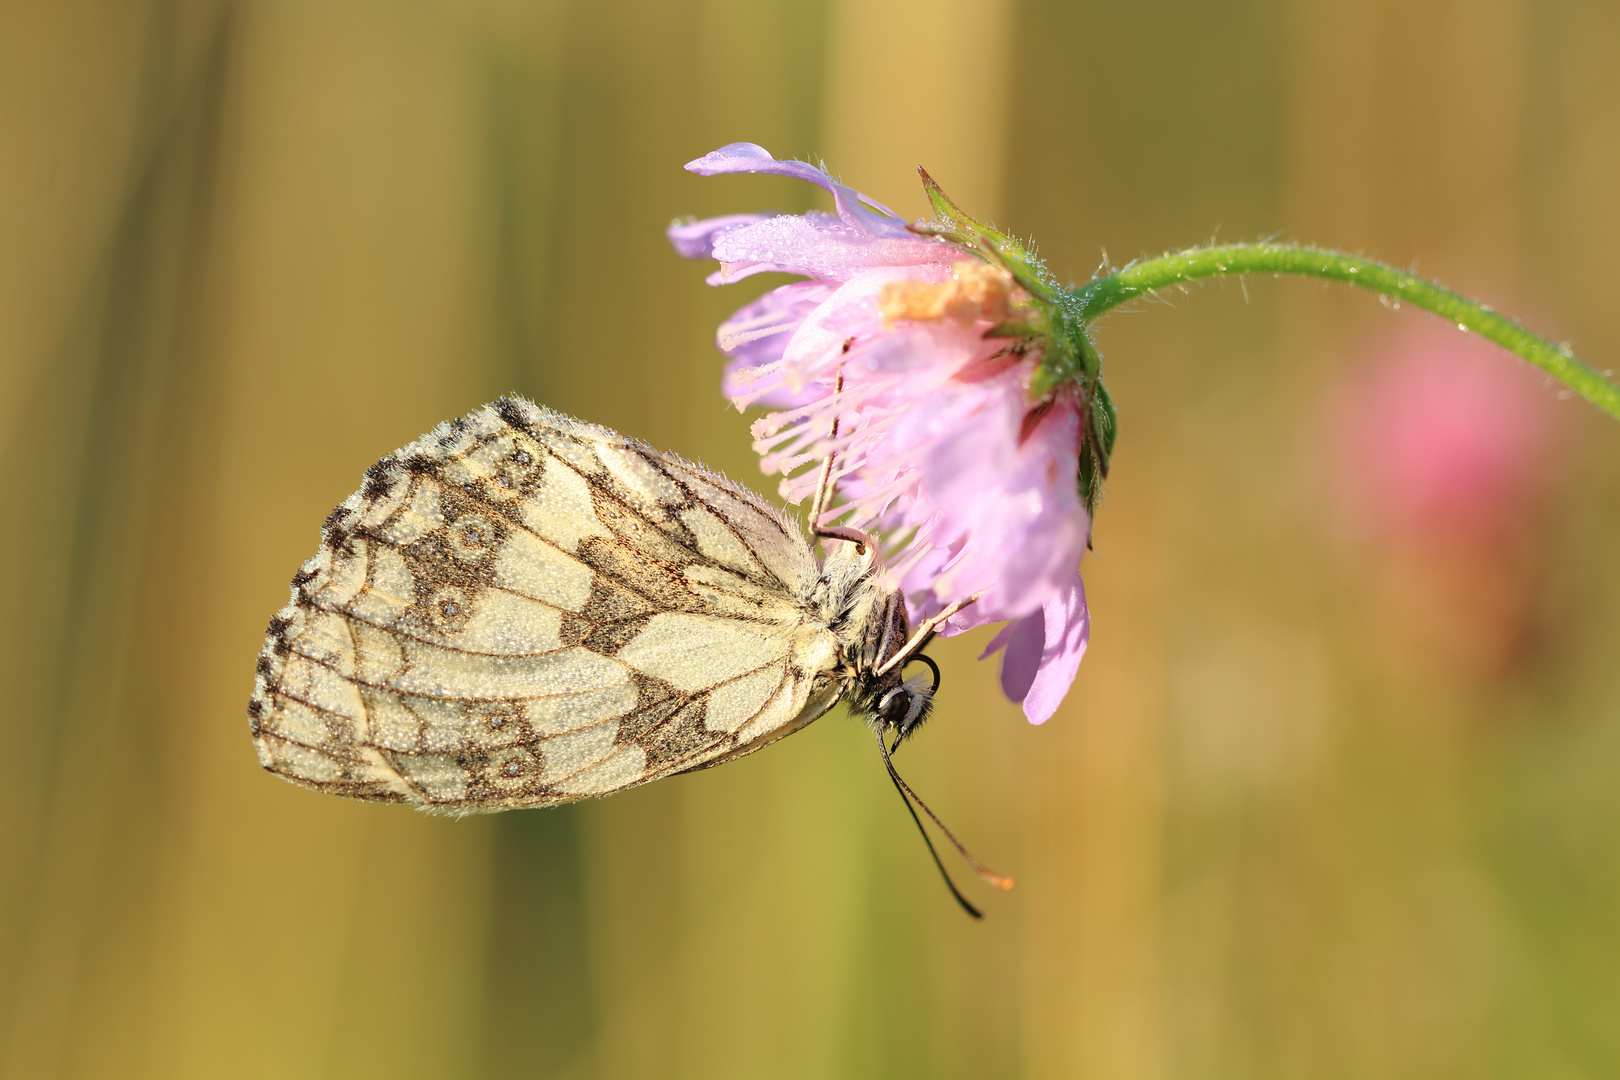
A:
[[877, 687, 911, 727]]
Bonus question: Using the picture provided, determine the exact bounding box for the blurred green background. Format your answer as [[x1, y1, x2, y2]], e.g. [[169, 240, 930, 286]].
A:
[[3, 0, 1619, 1077]]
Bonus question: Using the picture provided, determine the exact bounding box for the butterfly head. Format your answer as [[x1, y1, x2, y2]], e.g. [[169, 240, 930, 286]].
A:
[[843, 580, 940, 742], [870, 654, 940, 741]]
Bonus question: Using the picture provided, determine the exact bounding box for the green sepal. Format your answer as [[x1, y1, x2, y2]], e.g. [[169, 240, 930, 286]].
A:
[[911, 166, 1118, 521], [1027, 311, 1083, 396], [1091, 378, 1117, 462], [1042, 313, 1114, 520], [1076, 378, 1116, 521], [914, 167, 1058, 304], [984, 319, 1040, 340]]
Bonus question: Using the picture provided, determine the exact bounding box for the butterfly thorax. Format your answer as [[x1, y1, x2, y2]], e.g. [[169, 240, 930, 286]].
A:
[[815, 542, 932, 738]]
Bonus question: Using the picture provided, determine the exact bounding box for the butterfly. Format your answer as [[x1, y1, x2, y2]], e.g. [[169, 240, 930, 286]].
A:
[[248, 396, 977, 814]]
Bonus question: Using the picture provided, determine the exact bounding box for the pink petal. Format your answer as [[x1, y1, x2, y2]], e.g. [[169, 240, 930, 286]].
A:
[[718, 282, 831, 358], [717, 281, 834, 407], [684, 142, 912, 237], [1018, 575, 1089, 724], [667, 213, 771, 259], [972, 574, 1089, 722], [905, 385, 1088, 623], [778, 267, 941, 373], [710, 213, 951, 283], [994, 405, 1088, 613], [983, 612, 1045, 703]]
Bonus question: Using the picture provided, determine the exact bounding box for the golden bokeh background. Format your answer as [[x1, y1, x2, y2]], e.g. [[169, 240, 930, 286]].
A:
[[3, 1, 1619, 1077]]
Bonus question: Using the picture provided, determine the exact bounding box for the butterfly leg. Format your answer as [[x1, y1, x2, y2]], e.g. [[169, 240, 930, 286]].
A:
[[817, 524, 880, 553], [874, 591, 987, 677], [809, 369, 844, 536], [808, 371, 884, 558]]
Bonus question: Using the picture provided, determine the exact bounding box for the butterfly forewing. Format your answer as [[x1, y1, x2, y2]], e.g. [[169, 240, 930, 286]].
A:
[[249, 398, 843, 812]]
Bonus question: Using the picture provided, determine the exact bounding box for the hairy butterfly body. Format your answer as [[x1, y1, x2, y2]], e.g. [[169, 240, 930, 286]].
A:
[[248, 397, 934, 812]]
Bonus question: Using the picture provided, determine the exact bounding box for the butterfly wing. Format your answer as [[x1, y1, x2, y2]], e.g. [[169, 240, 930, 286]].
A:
[[249, 397, 843, 812]]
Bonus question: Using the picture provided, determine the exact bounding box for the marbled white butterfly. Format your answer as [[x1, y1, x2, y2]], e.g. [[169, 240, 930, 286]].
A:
[[248, 397, 974, 814]]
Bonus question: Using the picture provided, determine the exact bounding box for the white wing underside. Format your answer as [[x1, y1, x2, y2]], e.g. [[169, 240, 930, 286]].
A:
[[249, 398, 844, 812]]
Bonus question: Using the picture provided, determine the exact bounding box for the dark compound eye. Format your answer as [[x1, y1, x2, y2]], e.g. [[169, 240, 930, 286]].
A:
[[878, 688, 911, 726]]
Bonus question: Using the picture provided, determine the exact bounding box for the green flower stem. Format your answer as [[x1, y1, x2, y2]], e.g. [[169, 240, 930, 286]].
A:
[[1071, 243, 1620, 421]]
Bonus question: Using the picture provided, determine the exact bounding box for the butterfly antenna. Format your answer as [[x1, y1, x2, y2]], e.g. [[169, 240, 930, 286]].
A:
[[881, 730, 1015, 892], [876, 732, 1017, 919], [877, 728, 983, 919]]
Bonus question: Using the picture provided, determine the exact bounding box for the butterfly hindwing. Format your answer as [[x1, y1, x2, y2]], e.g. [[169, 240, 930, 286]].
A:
[[249, 397, 842, 812]]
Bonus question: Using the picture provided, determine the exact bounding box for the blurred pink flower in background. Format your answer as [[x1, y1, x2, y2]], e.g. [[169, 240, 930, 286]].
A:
[[1322, 320, 1561, 677], [1327, 321, 1556, 541], [670, 144, 1090, 722]]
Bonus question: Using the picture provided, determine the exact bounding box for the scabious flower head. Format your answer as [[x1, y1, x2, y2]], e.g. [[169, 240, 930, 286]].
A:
[[669, 143, 1113, 723]]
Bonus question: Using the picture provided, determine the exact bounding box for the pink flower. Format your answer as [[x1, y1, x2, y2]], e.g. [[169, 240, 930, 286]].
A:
[[1324, 322, 1555, 543], [670, 143, 1093, 723], [1320, 322, 1560, 678]]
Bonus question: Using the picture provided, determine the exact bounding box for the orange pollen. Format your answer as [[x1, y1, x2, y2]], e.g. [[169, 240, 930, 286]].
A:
[[879, 260, 1023, 327]]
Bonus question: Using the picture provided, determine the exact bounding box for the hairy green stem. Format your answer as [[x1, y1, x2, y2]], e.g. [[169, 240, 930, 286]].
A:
[[1071, 243, 1620, 421]]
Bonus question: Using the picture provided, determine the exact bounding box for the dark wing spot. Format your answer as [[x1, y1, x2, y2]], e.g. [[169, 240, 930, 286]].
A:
[[399, 495, 500, 598], [363, 461, 397, 500], [421, 586, 472, 633], [613, 682, 682, 746], [266, 615, 294, 657], [558, 612, 589, 648], [576, 536, 698, 611], [577, 573, 658, 623], [495, 397, 533, 434], [323, 526, 358, 558], [642, 697, 717, 763], [616, 676, 725, 768], [582, 615, 652, 657], [403, 454, 439, 476]]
